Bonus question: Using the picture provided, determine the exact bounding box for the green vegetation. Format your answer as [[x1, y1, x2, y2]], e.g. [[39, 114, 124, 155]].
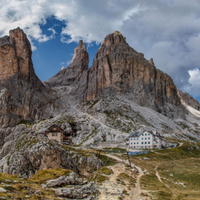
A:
[[104, 110, 134, 133], [96, 154, 118, 166], [117, 172, 136, 188], [89, 173, 109, 184], [103, 147, 127, 153], [31, 168, 72, 183], [98, 166, 113, 175], [2, 138, 200, 199], [55, 115, 75, 124], [135, 113, 152, 127], [18, 120, 34, 128], [89, 99, 100, 109], [118, 141, 200, 199], [0, 168, 72, 199], [15, 135, 38, 150]]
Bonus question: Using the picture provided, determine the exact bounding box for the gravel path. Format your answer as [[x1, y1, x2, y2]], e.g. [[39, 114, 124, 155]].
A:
[[102, 153, 148, 200]]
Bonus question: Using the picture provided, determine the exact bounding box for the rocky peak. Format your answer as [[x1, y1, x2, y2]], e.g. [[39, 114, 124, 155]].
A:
[[0, 27, 34, 82], [45, 40, 89, 87], [74, 32, 185, 119], [72, 40, 87, 62], [0, 27, 53, 127], [71, 39, 88, 71], [149, 58, 155, 66], [101, 30, 127, 47]]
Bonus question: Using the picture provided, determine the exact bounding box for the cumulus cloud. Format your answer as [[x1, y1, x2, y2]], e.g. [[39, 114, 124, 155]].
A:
[[184, 68, 200, 97], [0, 0, 200, 97]]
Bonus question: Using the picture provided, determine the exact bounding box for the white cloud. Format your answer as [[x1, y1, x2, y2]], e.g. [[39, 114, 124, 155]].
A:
[[0, 0, 200, 97], [184, 68, 200, 97]]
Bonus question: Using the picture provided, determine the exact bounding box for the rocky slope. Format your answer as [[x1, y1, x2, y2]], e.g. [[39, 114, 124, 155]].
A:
[[0, 28, 54, 127], [0, 123, 103, 178], [179, 90, 200, 111]]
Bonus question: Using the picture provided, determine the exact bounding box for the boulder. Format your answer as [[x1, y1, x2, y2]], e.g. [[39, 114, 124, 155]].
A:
[[53, 182, 97, 199], [43, 171, 87, 188]]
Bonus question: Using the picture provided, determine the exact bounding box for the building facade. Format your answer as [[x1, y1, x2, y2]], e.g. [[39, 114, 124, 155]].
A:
[[45, 125, 64, 144], [129, 130, 164, 150]]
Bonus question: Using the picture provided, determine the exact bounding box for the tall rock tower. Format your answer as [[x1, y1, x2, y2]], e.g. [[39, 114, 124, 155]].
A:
[[0, 28, 51, 127]]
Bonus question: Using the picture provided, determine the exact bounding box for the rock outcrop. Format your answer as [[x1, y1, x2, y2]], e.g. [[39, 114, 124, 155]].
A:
[[43, 171, 88, 188], [73, 154, 104, 177], [0, 133, 79, 178], [0, 123, 104, 178], [71, 31, 185, 118], [179, 90, 200, 111], [52, 182, 97, 199], [0, 27, 53, 127]]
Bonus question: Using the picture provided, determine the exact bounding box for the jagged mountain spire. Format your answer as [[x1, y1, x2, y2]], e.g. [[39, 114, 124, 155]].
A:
[[45, 40, 88, 87]]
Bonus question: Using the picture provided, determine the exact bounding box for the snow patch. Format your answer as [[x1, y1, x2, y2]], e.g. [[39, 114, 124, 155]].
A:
[[181, 99, 200, 118]]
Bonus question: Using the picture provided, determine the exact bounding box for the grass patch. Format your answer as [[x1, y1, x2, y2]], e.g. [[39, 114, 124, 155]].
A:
[[99, 166, 113, 175], [89, 173, 109, 184], [89, 99, 100, 109], [103, 147, 127, 153], [15, 135, 39, 150], [117, 173, 136, 187], [157, 190, 172, 200], [122, 141, 200, 199], [31, 168, 72, 183], [55, 115, 75, 124], [96, 154, 118, 166]]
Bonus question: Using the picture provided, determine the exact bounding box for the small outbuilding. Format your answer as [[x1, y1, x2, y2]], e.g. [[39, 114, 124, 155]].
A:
[[45, 125, 64, 144]]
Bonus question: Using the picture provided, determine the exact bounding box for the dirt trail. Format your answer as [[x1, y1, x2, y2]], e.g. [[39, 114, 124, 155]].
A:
[[102, 153, 150, 200], [97, 163, 129, 200], [131, 165, 144, 200], [155, 166, 172, 194]]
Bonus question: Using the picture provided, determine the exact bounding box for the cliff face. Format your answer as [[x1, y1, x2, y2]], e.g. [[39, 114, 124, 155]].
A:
[[73, 31, 184, 118], [0, 28, 52, 127]]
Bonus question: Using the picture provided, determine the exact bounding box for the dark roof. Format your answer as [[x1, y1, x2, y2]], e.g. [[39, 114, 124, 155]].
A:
[[46, 124, 64, 132], [155, 132, 164, 138], [129, 129, 154, 138]]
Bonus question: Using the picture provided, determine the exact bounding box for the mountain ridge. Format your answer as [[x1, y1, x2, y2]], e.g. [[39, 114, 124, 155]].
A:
[[0, 27, 199, 140], [47, 30, 186, 119]]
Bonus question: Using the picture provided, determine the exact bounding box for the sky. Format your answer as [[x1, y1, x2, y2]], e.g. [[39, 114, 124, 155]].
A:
[[0, 0, 199, 102]]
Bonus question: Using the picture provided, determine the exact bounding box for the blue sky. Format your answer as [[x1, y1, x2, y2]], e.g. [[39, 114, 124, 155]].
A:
[[0, 0, 199, 102], [32, 16, 100, 81]]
